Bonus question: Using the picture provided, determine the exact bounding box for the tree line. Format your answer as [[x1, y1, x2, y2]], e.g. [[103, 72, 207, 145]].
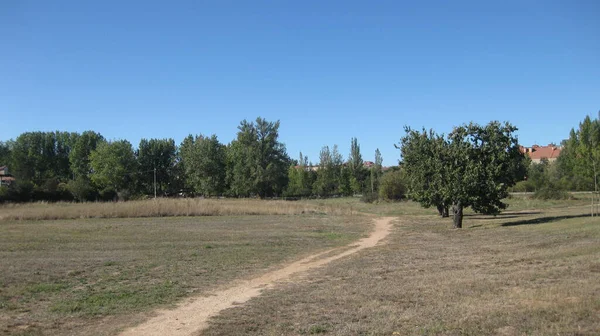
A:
[[0, 117, 398, 202]]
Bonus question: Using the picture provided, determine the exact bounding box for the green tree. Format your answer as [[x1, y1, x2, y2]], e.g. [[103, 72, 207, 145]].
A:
[[313, 145, 343, 196], [137, 138, 178, 196], [69, 131, 105, 179], [370, 148, 383, 193], [558, 114, 600, 193], [10, 131, 78, 184], [348, 137, 366, 194], [398, 128, 450, 217], [401, 121, 526, 228], [228, 118, 290, 198], [0, 141, 11, 167], [89, 140, 138, 197], [179, 134, 226, 196], [285, 152, 313, 197]]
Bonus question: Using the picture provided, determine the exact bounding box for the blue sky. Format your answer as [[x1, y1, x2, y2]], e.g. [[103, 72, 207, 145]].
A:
[[2, 1, 599, 165]]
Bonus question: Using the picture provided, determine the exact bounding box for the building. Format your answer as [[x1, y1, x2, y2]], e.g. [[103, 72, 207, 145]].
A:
[[520, 144, 562, 163], [0, 166, 15, 186]]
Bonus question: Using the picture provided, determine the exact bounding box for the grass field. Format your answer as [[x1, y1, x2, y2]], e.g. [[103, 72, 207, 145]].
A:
[[2, 196, 598, 335], [0, 198, 355, 221], [203, 199, 600, 335], [0, 214, 369, 336]]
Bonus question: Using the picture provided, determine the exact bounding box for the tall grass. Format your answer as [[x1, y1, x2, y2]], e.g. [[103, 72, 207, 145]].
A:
[[0, 198, 354, 221]]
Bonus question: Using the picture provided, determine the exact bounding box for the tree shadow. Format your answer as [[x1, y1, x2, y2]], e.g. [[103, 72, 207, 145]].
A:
[[502, 213, 592, 227], [466, 211, 541, 220]]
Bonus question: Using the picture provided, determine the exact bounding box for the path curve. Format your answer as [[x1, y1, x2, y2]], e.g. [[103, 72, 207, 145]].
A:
[[120, 217, 395, 336]]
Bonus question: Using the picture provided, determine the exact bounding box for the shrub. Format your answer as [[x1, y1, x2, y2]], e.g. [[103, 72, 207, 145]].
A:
[[68, 178, 97, 202], [360, 191, 379, 203], [533, 185, 571, 200], [378, 170, 406, 201], [510, 180, 535, 192]]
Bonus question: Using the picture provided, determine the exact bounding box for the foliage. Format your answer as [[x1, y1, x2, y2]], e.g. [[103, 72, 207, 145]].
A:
[[68, 177, 97, 202], [10, 131, 78, 183], [313, 145, 344, 197], [533, 184, 571, 200], [137, 138, 178, 196], [378, 169, 406, 201], [400, 121, 527, 228], [370, 148, 383, 193], [348, 137, 367, 194], [360, 191, 379, 203], [0, 141, 11, 167], [90, 140, 138, 195], [557, 113, 600, 192], [179, 135, 226, 196], [284, 152, 314, 197], [227, 118, 290, 198], [69, 131, 105, 179]]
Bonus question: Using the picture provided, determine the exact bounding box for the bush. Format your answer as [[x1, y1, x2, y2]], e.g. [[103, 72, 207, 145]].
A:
[[360, 191, 379, 203], [99, 188, 117, 202], [378, 170, 406, 201], [533, 185, 571, 200], [510, 180, 535, 193], [68, 178, 97, 202]]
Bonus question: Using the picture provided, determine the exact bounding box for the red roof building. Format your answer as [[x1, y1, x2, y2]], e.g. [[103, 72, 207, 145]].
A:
[[520, 144, 562, 163]]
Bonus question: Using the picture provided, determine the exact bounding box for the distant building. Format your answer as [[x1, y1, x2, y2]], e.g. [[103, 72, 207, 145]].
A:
[[0, 166, 15, 186], [520, 144, 562, 163]]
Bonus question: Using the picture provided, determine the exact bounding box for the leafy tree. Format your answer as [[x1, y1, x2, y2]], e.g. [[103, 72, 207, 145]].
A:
[[348, 137, 367, 194], [398, 128, 450, 217], [370, 148, 383, 193], [89, 140, 138, 197], [285, 152, 313, 197], [137, 138, 178, 196], [179, 134, 226, 196], [557, 113, 600, 193], [10, 131, 78, 184], [401, 121, 526, 228], [69, 131, 105, 179], [228, 118, 290, 198], [0, 141, 12, 167], [313, 145, 344, 196]]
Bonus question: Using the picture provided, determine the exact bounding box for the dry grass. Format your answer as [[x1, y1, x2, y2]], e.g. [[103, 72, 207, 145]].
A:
[[203, 204, 600, 335], [0, 198, 355, 221], [0, 215, 370, 336]]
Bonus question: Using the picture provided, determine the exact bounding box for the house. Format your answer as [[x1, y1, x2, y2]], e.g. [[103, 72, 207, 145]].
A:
[[520, 144, 562, 163], [0, 166, 15, 186]]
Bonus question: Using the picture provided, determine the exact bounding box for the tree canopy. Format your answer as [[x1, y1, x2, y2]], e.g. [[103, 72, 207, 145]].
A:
[[400, 121, 527, 228]]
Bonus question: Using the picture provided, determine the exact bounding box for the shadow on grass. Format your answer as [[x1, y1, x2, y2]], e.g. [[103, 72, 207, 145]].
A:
[[502, 213, 591, 227], [467, 211, 542, 220]]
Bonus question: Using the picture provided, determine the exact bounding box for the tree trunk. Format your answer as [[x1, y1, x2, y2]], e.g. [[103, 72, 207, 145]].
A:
[[436, 204, 444, 216], [452, 201, 463, 228], [437, 205, 450, 217]]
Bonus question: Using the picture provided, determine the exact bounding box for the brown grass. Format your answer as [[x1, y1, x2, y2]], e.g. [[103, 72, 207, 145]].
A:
[[203, 205, 600, 335], [0, 215, 370, 336], [0, 198, 354, 221]]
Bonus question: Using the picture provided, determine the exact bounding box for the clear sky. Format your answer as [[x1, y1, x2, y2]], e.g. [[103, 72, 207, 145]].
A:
[[2, 1, 599, 165]]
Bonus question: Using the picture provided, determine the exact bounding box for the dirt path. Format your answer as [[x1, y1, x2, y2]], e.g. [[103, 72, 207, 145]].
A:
[[119, 217, 395, 336]]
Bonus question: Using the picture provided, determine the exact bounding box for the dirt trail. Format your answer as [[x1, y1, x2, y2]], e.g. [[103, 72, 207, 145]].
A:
[[119, 217, 395, 336]]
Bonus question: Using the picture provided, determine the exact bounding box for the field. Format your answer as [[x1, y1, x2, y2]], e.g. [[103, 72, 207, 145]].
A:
[[1, 197, 599, 335], [204, 198, 600, 335], [0, 210, 369, 336]]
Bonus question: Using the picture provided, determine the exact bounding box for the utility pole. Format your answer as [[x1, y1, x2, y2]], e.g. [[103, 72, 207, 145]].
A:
[[154, 166, 157, 199]]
